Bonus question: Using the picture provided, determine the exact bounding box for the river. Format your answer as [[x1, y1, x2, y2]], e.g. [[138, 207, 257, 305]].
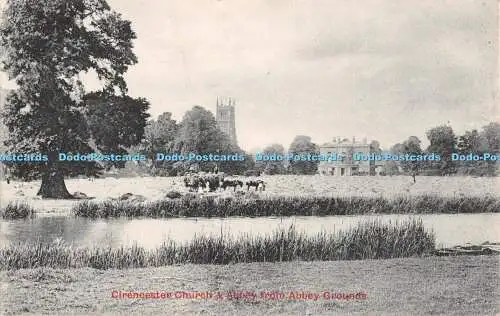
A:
[[1, 213, 499, 249]]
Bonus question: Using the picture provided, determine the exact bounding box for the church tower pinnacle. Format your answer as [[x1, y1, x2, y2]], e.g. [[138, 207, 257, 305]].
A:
[[215, 96, 238, 146]]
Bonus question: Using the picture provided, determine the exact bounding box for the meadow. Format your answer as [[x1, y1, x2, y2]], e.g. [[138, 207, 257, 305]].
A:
[[2, 256, 498, 315], [1, 175, 498, 217]]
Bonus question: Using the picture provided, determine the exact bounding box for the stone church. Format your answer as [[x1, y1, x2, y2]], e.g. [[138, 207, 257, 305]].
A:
[[215, 97, 238, 146]]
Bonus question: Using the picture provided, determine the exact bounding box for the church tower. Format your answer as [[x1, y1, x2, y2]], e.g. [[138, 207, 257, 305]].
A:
[[216, 97, 237, 146]]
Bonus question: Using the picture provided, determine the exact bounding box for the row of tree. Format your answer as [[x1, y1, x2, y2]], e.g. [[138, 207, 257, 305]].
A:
[[251, 123, 500, 178], [137, 118, 384, 176], [385, 123, 500, 178], [0, 0, 497, 199], [133, 109, 321, 176]]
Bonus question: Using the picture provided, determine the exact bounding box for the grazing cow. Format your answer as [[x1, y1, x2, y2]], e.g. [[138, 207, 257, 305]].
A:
[[221, 179, 243, 192], [184, 172, 225, 193], [246, 180, 265, 191], [184, 176, 202, 192], [206, 176, 222, 192]]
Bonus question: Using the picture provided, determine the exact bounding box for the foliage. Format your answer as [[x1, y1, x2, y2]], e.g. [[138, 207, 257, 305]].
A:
[[83, 92, 150, 169], [426, 125, 457, 175], [165, 190, 182, 199], [71, 194, 500, 218], [453, 123, 499, 176], [171, 106, 249, 174], [384, 143, 403, 175], [255, 143, 286, 175], [401, 136, 423, 181], [369, 140, 382, 175], [479, 122, 500, 176], [0, 220, 435, 269], [385, 122, 498, 177], [288, 135, 319, 175], [456, 129, 489, 175], [0, 0, 145, 196], [0, 202, 36, 219], [137, 112, 178, 169]]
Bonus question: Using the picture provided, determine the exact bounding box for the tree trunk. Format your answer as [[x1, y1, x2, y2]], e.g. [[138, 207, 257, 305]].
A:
[[37, 169, 73, 199]]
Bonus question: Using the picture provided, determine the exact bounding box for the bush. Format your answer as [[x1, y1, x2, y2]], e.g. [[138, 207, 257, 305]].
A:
[[244, 170, 261, 176], [0, 202, 36, 219], [165, 191, 182, 199]]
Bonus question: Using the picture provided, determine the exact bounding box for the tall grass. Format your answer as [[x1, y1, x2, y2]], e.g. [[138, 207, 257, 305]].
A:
[[0, 202, 36, 219], [71, 194, 500, 218], [0, 219, 435, 270]]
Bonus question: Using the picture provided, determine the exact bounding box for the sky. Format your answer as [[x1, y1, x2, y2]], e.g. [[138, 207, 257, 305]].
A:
[[0, 0, 498, 152]]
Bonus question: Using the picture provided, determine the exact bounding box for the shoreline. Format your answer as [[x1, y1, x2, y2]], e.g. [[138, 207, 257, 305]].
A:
[[2, 192, 499, 219]]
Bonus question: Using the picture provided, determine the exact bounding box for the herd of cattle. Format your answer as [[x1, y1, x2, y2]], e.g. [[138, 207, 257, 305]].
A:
[[183, 173, 265, 192]]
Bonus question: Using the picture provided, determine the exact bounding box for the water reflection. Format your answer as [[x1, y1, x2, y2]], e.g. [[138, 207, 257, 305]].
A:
[[0, 214, 499, 249]]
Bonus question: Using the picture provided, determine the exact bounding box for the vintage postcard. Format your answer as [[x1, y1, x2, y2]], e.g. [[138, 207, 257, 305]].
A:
[[0, 0, 498, 315]]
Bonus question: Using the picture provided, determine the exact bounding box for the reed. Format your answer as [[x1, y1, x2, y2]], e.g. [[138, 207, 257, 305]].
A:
[[71, 194, 500, 218], [0, 219, 435, 269], [0, 202, 36, 219]]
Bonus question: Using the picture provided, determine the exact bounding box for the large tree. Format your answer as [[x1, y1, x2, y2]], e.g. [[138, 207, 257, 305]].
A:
[[144, 112, 178, 153], [255, 143, 286, 175], [401, 136, 423, 183], [384, 143, 402, 175], [172, 106, 248, 174], [481, 122, 500, 152], [480, 122, 500, 176], [426, 125, 457, 175], [287, 135, 319, 175], [0, 0, 142, 198], [369, 140, 382, 175], [456, 129, 487, 175], [138, 112, 178, 171]]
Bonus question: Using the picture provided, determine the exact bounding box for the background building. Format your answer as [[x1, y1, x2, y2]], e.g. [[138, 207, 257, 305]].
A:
[[215, 96, 238, 146], [318, 137, 376, 176]]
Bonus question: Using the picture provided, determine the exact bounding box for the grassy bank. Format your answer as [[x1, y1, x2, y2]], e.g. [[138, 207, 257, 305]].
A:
[[2, 256, 498, 315], [0, 220, 435, 270], [71, 193, 500, 218]]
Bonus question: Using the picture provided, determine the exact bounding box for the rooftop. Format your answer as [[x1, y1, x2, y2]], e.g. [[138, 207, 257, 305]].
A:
[[320, 137, 369, 147]]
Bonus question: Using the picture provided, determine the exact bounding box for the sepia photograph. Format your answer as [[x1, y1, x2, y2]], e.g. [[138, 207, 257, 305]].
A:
[[0, 0, 499, 315]]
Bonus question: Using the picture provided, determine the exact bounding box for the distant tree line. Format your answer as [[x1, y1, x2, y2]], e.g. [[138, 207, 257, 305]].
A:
[[384, 122, 499, 177], [131, 117, 499, 178]]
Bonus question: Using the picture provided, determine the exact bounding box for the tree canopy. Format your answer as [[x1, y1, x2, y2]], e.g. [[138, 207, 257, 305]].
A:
[[171, 105, 248, 174], [255, 143, 286, 175], [288, 135, 319, 175], [84, 92, 150, 168], [0, 0, 147, 197], [426, 125, 457, 175]]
